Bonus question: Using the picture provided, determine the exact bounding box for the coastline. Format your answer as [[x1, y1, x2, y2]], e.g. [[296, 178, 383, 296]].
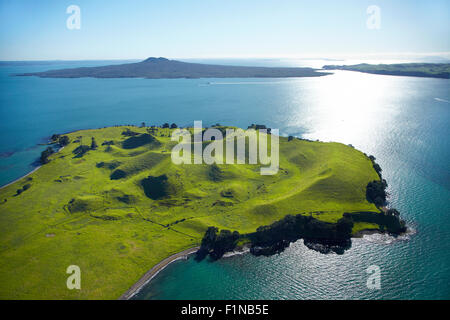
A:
[[123, 226, 408, 300], [0, 165, 41, 190], [119, 246, 200, 300], [0, 146, 65, 190]]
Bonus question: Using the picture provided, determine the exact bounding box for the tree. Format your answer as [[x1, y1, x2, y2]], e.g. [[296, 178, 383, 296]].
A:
[[90, 137, 98, 150], [170, 123, 178, 129], [288, 136, 294, 141], [40, 147, 54, 164], [162, 123, 170, 128], [140, 122, 146, 128]]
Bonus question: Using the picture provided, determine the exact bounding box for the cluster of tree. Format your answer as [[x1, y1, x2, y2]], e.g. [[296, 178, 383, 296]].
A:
[[162, 123, 178, 129], [16, 183, 31, 196], [58, 135, 70, 146], [251, 214, 354, 248], [345, 211, 406, 234], [40, 147, 54, 164], [368, 155, 382, 178], [247, 124, 271, 134], [50, 134, 70, 146], [288, 136, 294, 141], [196, 227, 240, 260], [197, 208, 406, 260], [196, 213, 357, 260], [366, 179, 388, 207]]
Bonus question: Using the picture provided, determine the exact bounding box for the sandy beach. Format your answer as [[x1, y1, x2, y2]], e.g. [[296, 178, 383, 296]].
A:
[[119, 246, 200, 300]]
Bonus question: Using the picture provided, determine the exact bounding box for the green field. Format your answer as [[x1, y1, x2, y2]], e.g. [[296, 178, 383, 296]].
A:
[[0, 126, 381, 299]]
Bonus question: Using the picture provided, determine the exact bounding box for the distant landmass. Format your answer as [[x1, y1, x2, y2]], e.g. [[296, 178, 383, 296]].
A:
[[323, 63, 450, 79], [17, 57, 330, 79]]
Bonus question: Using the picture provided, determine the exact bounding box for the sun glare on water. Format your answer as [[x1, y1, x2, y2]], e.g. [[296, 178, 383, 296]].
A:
[[286, 70, 403, 149]]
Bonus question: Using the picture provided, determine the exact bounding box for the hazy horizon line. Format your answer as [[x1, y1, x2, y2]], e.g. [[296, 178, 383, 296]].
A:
[[1, 51, 450, 62]]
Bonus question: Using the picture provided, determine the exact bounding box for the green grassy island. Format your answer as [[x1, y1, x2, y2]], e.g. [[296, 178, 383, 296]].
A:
[[0, 125, 405, 299]]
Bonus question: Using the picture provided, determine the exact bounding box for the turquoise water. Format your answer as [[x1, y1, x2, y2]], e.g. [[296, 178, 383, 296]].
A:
[[0, 61, 449, 299]]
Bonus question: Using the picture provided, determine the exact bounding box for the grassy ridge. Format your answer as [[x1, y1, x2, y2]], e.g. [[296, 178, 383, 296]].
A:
[[0, 126, 380, 299]]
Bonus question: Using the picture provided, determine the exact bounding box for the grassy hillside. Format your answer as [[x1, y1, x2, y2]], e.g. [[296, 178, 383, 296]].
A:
[[0, 126, 381, 299]]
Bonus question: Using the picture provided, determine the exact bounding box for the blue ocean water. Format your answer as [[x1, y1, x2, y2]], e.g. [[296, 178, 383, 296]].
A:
[[0, 60, 449, 299]]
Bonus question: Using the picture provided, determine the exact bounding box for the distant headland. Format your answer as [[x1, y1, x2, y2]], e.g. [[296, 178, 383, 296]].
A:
[[323, 63, 450, 79], [16, 57, 330, 79]]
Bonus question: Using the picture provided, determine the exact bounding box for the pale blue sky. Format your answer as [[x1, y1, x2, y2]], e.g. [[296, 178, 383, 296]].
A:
[[0, 0, 449, 60]]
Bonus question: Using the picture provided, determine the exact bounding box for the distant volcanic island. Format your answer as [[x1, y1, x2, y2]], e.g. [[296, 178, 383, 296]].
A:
[[17, 57, 330, 79]]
